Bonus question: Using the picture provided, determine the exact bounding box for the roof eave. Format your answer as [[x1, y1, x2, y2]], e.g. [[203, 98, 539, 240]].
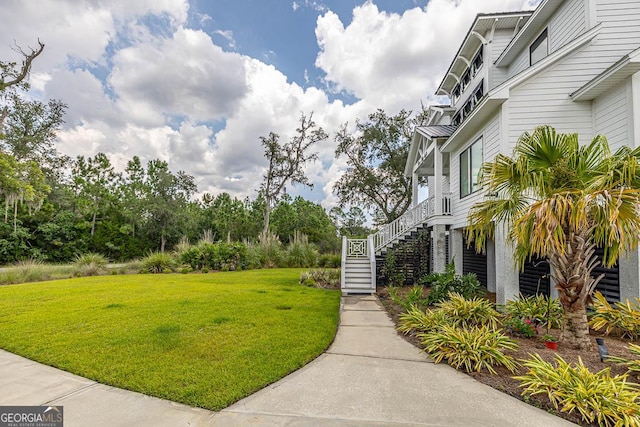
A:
[[571, 47, 640, 101]]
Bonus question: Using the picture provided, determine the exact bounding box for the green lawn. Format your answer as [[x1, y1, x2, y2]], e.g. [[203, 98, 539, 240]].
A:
[[0, 269, 340, 410]]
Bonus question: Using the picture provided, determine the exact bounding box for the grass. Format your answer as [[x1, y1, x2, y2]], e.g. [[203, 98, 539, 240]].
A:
[[0, 269, 340, 410]]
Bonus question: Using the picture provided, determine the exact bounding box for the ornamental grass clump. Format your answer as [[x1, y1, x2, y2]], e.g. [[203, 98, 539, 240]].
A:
[[515, 354, 640, 427], [504, 293, 563, 331], [74, 253, 108, 276], [436, 292, 501, 329], [589, 291, 640, 339], [141, 251, 177, 274], [420, 324, 518, 374], [398, 305, 451, 334]]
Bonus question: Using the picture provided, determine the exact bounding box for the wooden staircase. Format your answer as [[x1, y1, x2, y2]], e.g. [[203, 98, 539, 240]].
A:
[[341, 237, 376, 294]]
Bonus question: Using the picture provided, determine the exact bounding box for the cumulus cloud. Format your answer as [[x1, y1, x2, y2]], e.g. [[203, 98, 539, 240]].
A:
[[315, 0, 538, 112], [109, 27, 247, 125]]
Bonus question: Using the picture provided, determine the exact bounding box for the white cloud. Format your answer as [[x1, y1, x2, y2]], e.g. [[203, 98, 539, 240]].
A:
[[292, 2, 300, 12], [315, 0, 537, 112]]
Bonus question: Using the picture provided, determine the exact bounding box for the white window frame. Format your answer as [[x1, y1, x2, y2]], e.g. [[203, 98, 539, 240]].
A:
[[530, 28, 549, 65], [460, 137, 483, 198]]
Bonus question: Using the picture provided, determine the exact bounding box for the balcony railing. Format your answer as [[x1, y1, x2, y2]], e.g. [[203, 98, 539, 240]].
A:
[[372, 194, 452, 252]]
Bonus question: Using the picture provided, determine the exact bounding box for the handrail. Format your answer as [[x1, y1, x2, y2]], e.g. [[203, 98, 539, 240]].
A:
[[371, 194, 452, 252]]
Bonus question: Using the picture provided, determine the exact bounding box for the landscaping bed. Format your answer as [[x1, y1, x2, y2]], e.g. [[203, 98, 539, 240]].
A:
[[378, 286, 639, 427]]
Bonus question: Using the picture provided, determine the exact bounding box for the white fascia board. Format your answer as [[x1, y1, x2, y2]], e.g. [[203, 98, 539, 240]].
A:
[[571, 47, 640, 101]]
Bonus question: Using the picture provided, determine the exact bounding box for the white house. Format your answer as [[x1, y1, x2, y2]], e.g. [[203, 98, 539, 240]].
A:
[[342, 0, 640, 303]]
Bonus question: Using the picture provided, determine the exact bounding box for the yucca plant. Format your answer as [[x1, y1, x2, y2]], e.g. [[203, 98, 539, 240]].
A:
[[607, 343, 640, 379], [515, 354, 640, 427], [141, 251, 177, 274], [398, 306, 451, 334], [504, 294, 563, 331], [74, 253, 108, 276], [436, 292, 501, 329], [589, 291, 640, 339]]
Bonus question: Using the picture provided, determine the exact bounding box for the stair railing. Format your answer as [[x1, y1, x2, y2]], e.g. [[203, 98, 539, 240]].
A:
[[371, 198, 430, 251]]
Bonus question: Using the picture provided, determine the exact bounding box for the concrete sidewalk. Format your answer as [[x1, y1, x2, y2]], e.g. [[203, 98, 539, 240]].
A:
[[0, 295, 577, 426]]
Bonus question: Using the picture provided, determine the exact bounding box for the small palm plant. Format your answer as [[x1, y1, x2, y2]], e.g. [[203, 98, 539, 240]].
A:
[[467, 126, 640, 349]]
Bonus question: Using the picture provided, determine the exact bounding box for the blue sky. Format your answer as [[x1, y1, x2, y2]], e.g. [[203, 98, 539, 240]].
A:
[[1, 0, 537, 208]]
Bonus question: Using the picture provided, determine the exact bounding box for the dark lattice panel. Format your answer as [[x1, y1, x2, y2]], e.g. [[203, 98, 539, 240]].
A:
[[462, 238, 487, 288], [593, 248, 620, 303], [519, 257, 551, 296]]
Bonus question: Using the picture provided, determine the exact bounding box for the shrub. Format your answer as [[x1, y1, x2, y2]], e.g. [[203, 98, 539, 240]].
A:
[[179, 246, 203, 270], [504, 294, 563, 331], [246, 232, 285, 268], [515, 354, 640, 427], [141, 252, 177, 274], [285, 232, 318, 268], [422, 261, 483, 304], [381, 250, 404, 287], [607, 343, 640, 379], [299, 268, 340, 289], [74, 253, 108, 276], [589, 291, 640, 339], [388, 284, 428, 312], [14, 258, 50, 283], [318, 253, 341, 268], [398, 305, 451, 334], [503, 317, 538, 338], [436, 292, 501, 329], [201, 267, 209, 274], [420, 324, 518, 374]]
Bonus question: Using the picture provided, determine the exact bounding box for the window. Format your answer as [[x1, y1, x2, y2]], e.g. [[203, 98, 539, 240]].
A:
[[460, 138, 483, 198], [530, 29, 548, 65], [472, 48, 483, 75]]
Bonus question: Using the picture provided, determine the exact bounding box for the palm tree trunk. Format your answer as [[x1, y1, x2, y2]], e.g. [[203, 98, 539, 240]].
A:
[[549, 231, 603, 350]]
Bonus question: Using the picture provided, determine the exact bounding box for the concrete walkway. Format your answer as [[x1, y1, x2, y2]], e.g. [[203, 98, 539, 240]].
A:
[[0, 295, 577, 426]]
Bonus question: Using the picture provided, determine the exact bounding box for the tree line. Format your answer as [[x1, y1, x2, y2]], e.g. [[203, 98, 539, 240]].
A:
[[0, 41, 422, 264]]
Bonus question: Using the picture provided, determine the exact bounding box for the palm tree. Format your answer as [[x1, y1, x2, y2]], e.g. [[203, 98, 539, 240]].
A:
[[467, 126, 640, 349]]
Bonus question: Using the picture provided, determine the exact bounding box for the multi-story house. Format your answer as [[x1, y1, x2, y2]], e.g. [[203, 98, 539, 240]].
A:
[[341, 0, 640, 305]]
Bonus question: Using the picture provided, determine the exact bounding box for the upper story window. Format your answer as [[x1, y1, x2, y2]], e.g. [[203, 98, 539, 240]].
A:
[[460, 137, 483, 198], [450, 46, 484, 106], [451, 80, 484, 127], [530, 28, 548, 65]]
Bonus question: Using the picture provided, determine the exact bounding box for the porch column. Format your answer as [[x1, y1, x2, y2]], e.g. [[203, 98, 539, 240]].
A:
[[412, 172, 419, 207], [432, 224, 447, 273], [433, 142, 443, 215], [494, 224, 519, 305], [619, 249, 640, 301], [450, 228, 464, 275]]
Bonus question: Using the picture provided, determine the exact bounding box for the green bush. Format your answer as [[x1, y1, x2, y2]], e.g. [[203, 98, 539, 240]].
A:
[[299, 268, 340, 289], [381, 250, 404, 287], [607, 343, 640, 379], [422, 261, 483, 304], [436, 292, 501, 329], [398, 305, 451, 334], [504, 294, 563, 331], [420, 324, 518, 374], [503, 317, 537, 338], [515, 354, 640, 427], [285, 232, 318, 268], [74, 253, 108, 276], [141, 252, 177, 274], [388, 284, 429, 311], [318, 253, 341, 268], [589, 291, 640, 339], [246, 232, 285, 268], [179, 246, 203, 270], [201, 267, 209, 274]]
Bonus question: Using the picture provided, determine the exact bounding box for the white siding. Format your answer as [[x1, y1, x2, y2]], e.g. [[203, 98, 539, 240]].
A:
[[549, 0, 586, 51], [595, 0, 640, 59], [490, 29, 515, 90], [450, 112, 501, 228], [594, 79, 630, 150], [508, 0, 586, 78], [508, 53, 594, 148]]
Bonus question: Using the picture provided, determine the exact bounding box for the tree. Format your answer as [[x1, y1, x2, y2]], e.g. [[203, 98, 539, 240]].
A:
[[0, 39, 45, 128], [333, 108, 426, 225], [71, 153, 121, 238], [467, 126, 640, 349], [259, 113, 326, 235], [330, 206, 371, 237]]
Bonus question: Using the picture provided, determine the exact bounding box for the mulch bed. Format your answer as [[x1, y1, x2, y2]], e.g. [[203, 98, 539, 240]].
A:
[[377, 286, 639, 427]]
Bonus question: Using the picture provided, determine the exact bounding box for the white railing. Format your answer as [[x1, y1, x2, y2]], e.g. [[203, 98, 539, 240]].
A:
[[372, 194, 453, 252], [346, 238, 368, 257]]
